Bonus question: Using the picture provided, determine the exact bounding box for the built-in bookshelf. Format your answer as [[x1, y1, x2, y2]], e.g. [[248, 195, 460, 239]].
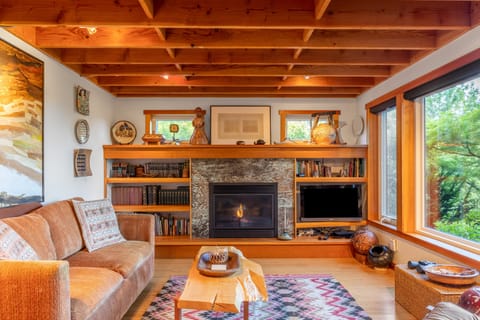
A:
[[103, 144, 368, 241]]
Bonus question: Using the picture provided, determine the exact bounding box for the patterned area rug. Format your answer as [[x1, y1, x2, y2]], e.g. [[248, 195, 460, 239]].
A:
[[142, 274, 372, 320]]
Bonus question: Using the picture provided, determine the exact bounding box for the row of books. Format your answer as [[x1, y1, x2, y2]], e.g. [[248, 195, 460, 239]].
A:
[[110, 160, 189, 178], [111, 186, 190, 205], [296, 158, 365, 178], [152, 214, 190, 236]]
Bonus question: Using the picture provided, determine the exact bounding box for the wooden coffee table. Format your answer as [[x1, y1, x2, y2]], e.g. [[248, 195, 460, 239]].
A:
[[174, 246, 268, 320]]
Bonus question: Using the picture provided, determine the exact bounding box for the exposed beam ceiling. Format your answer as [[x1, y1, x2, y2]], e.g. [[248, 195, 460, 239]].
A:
[[1, 0, 478, 98]]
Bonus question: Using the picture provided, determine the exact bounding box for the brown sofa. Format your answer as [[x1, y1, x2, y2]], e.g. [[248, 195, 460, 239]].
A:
[[0, 198, 155, 320]]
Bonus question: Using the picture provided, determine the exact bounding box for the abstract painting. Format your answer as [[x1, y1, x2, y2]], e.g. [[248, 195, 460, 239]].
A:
[[0, 39, 44, 207]]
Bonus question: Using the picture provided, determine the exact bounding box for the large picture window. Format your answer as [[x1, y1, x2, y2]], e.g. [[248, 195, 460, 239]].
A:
[[418, 76, 480, 245]]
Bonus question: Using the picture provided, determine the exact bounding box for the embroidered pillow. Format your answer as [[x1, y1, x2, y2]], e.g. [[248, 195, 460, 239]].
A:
[[72, 199, 126, 252], [0, 220, 39, 260]]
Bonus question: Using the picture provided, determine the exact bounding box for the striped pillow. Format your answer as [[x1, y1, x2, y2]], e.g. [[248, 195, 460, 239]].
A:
[[72, 199, 125, 252], [0, 220, 39, 260]]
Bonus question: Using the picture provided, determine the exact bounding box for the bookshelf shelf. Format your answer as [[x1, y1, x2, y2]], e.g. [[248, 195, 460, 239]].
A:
[[113, 205, 190, 212], [106, 177, 190, 184], [295, 177, 367, 183]]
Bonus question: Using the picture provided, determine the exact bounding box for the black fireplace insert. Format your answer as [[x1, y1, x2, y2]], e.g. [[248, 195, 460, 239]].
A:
[[209, 183, 278, 238]]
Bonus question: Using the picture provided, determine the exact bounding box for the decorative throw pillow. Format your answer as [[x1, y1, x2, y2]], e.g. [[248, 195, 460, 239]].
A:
[[0, 220, 39, 260], [72, 199, 126, 252]]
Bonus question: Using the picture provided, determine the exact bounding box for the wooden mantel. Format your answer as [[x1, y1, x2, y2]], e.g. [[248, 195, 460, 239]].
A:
[[103, 144, 367, 159]]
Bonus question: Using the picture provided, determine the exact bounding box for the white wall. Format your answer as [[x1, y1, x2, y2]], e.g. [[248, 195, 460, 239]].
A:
[[356, 26, 480, 265], [0, 29, 115, 203], [113, 97, 359, 145]]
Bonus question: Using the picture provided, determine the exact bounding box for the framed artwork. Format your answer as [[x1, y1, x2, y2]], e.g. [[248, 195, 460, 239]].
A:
[[76, 85, 90, 115], [0, 39, 44, 207], [210, 105, 271, 145]]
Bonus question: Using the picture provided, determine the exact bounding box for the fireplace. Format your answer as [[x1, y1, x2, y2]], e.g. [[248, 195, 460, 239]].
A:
[[209, 183, 278, 238]]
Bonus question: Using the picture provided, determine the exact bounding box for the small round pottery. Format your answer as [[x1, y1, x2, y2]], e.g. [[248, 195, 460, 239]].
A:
[[352, 228, 378, 255], [459, 286, 480, 315], [367, 245, 394, 268]]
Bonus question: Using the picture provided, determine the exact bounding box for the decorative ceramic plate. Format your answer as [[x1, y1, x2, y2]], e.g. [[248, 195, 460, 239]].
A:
[[424, 264, 479, 286], [111, 120, 136, 144], [197, 251, 241, 277], [75, 119, 90, 144]]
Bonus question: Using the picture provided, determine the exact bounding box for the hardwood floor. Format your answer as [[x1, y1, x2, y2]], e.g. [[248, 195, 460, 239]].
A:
[[123, 258, 417, 320]]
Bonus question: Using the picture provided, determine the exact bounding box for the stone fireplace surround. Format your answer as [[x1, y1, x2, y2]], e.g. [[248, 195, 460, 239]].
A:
[[191, 158, 294, 238]]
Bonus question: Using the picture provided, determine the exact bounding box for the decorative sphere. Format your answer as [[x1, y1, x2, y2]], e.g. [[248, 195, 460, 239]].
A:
[[459, 286, 480, 315], [352, 229, 378, 255], [367, 245, 394, 268]]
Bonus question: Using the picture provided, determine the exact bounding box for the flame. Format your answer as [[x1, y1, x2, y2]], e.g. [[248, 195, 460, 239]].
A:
[[236, 203, 244, 219]]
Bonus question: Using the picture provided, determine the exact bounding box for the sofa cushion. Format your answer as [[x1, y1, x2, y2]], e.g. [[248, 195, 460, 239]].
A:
[[72, 199, 126, 252], [34, 199, 84, 259], [0, 220, 39, 260], [69, 267, 124, 320], [423, 302, 480, 320], [67, 240, 152, 279], [2, 214, 56, 260]]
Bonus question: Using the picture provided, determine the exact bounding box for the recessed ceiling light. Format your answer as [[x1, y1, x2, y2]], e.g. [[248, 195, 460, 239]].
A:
[[163, 75, 169, 80], [304, 75, 310, 80], [80, 27, 97, 35]]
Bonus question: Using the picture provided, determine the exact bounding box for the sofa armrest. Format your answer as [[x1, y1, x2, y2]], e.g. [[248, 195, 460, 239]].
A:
[[0, 260, 70, 320], [117, 213, 155, 245]]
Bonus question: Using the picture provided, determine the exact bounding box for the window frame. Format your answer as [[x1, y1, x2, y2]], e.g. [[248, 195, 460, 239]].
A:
[[366, 49, 480, 268], [143, 109, 203, 142], [278, 110, 340, 142]]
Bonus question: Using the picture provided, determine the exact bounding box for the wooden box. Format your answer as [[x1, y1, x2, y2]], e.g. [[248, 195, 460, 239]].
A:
[[395, 264, 477, 319]]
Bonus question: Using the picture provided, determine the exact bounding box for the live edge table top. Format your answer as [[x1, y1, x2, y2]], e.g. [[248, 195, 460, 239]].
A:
[[177, 246, 268, 314]]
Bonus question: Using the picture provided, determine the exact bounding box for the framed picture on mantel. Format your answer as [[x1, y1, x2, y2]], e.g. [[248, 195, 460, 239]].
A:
[[210, 105, 271, 145]]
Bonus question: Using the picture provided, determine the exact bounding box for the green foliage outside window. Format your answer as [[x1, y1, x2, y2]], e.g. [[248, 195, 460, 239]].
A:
[[155, 120, 194, 142], [286, 119, 311, 141], [424, 79, 480, 243]]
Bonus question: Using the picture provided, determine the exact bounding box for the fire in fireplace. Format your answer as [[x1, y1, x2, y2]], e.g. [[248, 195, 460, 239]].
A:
[[209, 183, 278, 238]]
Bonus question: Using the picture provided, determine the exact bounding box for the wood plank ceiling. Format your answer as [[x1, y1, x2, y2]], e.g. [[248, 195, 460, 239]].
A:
[[1, 0, 479, 98]]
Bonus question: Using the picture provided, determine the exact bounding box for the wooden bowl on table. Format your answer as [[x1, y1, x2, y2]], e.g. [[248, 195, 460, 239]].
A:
[[424, 264, 479, 286]]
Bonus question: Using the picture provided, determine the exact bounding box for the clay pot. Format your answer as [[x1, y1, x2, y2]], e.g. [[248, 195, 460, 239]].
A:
[[367, 245, 394, 268]]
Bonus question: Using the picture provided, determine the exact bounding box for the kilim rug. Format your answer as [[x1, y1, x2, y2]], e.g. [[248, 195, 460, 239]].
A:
[[142, 274, 372, 320]]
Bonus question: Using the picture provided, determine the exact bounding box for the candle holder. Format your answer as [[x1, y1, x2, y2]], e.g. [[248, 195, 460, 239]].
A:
[[278, 207, 292, 241]]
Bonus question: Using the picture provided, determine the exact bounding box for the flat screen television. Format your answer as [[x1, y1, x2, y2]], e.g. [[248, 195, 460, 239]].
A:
[[298, 184, 365, 222]]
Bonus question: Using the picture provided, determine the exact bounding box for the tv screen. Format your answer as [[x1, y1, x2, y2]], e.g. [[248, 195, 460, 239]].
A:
[[298, 184, 364, 222]]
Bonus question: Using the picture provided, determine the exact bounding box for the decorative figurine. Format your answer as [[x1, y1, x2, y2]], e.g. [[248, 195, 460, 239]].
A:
[[189, 107, 209, 144]]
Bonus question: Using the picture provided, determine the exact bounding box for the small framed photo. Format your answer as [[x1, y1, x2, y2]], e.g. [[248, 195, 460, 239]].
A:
[[210, 105, 271, 145], [76, 86, 90, 115]]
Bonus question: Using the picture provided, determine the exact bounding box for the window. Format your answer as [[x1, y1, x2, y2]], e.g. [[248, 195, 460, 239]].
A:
[[278, 110, 340, 142], [286, 114, 312, 141], [417, 76, 480, 245], [154, 116, 194, 142], [144, 110, 200, 143], [380, 107, 397, 223]]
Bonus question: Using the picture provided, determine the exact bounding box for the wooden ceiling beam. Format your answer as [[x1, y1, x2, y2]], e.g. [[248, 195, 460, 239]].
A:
[[138, 0, 155, 19], [30, 28, 437, 50], [96, 76, 375, 87], [58, 48, 412, 65], [80, 64, 391, 77], [108, 86, 363, 95], [0, 0, 470, 30]]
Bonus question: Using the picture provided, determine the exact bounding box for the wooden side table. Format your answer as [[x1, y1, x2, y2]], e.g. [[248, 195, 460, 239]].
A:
[[174, 246, 268, 320], [395, 264, 478, 319]]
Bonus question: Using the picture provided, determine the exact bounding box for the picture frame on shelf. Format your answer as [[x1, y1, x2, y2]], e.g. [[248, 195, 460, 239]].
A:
[[210, 105, 271, 145]]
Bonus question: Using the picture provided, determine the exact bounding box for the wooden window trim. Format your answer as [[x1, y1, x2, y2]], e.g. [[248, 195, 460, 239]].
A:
[[143, 109, 205, 134], [278, 110, 340, 142], [365, 48, 480, 266]]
